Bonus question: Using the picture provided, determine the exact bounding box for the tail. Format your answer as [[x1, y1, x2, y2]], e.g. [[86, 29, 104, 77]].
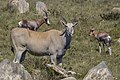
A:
[[9, 29, 18, 54], [11, 46, 14, 53], [9, 30, 14, 53]]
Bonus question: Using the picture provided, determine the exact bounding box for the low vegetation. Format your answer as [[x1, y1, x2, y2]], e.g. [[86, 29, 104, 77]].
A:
[[0, 0, 120, 80]]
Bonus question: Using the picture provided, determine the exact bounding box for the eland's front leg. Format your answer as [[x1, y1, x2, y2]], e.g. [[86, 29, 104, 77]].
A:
[[50, 54, 57, 65], [57, 50, 65, 67], [57, 56, 63, 67]]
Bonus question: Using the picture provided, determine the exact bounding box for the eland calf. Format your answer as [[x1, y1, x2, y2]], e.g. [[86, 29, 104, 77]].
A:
[[10, 17, 78, 66], [89, 28, 112, 55], [18, 11, 50, 31]]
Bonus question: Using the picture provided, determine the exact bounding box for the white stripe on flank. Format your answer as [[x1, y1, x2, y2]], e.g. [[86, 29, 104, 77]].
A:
[[107, 36, 111, 39], [106, 35, 111, 41]]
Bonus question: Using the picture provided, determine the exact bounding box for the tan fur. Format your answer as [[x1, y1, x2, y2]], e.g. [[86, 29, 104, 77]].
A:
[[10, 28, 63, 56], [93, 31, 108, 38], [89, 28, 112, 55], [12, 17, 78, 64], [89, 28, 108, 38], [28, 18, 45, 27]]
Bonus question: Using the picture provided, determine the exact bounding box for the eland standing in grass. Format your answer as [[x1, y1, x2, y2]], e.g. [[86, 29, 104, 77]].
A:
[[18, 11, 50, 31], [10, 17, 78, 66], [89, 28, 112, 55]]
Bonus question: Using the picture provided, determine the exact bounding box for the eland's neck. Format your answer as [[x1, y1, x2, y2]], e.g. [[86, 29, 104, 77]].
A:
[[36, 19, 45, 27], [93, 31, 98, 38], [61, 30, 72, 50]]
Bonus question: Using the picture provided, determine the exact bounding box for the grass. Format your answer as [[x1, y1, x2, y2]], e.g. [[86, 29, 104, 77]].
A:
[[0, 0, 120, 80]]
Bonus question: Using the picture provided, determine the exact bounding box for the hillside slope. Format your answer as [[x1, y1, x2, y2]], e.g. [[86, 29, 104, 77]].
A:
[[0, 0, 120, 80]]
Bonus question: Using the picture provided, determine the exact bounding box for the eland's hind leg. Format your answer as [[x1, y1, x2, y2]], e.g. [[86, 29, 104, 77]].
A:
[[98, 42, 102, 53], [105, 41, 112, 55], [13, 47, 26, 63], [108, 47, 112, 55], [102, 43, 106, 52], [20, 50, 27, 63]]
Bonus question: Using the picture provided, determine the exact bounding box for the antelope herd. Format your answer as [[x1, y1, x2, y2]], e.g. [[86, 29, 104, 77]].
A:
[[10, 16, 78, 66], [10, 7, 120, 66]]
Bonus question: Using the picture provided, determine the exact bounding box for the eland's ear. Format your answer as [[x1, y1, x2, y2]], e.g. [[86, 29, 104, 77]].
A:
[[73, 22, 78, 27], [60, 20, 67, 27], [91, 27, 95, 31]]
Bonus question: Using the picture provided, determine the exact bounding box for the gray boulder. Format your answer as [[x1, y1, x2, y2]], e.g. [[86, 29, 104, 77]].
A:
[[117, 38, 120, 46], [36, 1, 48, 15], [8, 0, 29, 13], [18, 0, 29, 13], [8, 0, 19, 12], [8, 0, 19, 6], [32, 69, 41, 80], [61, 77, 76, 80], [0, 59, 33, 80], [111, 7, 120, 14], [83, 61, 113, 80]]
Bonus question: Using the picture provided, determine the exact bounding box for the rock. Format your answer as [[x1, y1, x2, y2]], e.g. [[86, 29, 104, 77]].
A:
[[111, 7, 120, 14], [8, 0, 29, 13], [100, 7, 120, 20], [8, 0, 19, 12], [0, 59, 33, 80], [61, 77, 76, 80], [18, 0, 29, 13], [36, 1, 48, 16], [83, 61, 113, 80], [32, 69, 41, 80], [117, 38, 120, 46], [8, 0, 19, 6]]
